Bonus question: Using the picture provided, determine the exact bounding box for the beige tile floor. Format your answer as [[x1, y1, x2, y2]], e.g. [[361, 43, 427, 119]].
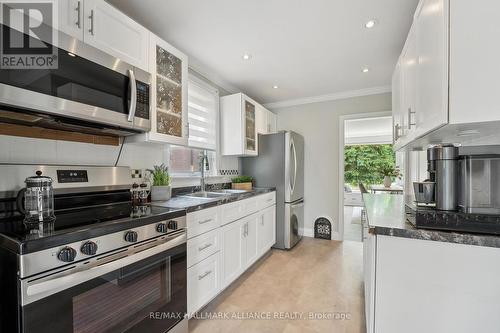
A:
[[189, 237, 366, 333]]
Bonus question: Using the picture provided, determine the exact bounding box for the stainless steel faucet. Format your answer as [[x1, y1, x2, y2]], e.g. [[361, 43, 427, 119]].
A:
[[199, 151, 209, 192]]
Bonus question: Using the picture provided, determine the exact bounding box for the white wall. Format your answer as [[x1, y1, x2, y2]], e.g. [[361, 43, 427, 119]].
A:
[[273, 93, 392, 238]]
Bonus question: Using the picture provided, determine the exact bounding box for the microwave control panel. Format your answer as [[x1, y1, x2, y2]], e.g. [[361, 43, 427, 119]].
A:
[[135, 81, 150, 120]]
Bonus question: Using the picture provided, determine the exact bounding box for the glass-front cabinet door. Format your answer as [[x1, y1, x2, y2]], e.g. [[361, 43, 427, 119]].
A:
[[132, 34, 188, 145], [244, 100, 256, 153]]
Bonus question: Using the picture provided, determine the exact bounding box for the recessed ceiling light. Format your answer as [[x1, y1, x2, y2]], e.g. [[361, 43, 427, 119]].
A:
[[242, 53, 252, 60], [365, 19, 377, 29], [273, 85, 279, 89], [362, 68, 370, 73]]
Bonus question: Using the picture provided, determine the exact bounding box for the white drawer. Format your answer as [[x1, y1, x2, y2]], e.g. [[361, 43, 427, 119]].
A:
[[220, 200, 243, 226], [187, 206, 220, 239], [187, 252, 220, 314], [241, 197, 258, 216], [187, 228, 220, 268], [257, 192, 276, 210]]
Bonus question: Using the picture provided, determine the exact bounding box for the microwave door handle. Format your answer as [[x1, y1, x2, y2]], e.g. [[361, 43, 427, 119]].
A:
[[127, 69, 137, 122], [22, 232, 186, 306]]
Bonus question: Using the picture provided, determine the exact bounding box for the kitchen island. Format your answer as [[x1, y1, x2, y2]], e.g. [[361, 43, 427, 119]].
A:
[[362, 193, 500, 333]]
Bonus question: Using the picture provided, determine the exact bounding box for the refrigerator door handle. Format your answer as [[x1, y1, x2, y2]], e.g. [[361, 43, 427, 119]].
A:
[[289, 138, 297, 195]]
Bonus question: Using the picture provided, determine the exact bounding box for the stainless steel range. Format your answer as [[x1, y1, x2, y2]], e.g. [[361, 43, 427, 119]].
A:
[[0, 165, 187, 333]]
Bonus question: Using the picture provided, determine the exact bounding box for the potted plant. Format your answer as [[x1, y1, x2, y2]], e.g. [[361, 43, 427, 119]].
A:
[[231, 175, 253, 191], [379, 165, 401, 188], [149, 164, 171, 201]]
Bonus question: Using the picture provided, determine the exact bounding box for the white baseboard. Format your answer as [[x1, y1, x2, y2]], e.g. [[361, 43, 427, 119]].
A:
[[331, 231, 342, 241], [300, 227, 314, 238]]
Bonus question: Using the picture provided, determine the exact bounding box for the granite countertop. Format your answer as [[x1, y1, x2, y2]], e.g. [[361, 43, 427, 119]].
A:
[[151, 188, 275, 213], [363, 193, 500, 248]]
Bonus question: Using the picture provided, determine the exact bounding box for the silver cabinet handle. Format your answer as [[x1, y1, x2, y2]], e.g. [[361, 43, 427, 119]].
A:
[[198, 270, 212, 280], [75, 1, 81, 28], [408, 107, 416, 129], [261, 216, 264, 226], [394, 123, 401, 141], [88, 9, 94, 35], [198, 243, 212, 251], [198, 218, 212, 225], [127, 69, 137, 122]]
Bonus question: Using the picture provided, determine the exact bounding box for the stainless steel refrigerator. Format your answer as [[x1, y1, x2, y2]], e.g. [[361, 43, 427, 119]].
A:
[[242, 131, 304, 249]]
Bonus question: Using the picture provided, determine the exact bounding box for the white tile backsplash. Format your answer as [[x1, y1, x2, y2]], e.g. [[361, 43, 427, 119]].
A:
[[0, 135, 165, 168]]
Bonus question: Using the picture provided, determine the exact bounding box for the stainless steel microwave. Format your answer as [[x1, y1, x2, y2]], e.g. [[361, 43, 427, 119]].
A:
[[0, 24, 151, 136]]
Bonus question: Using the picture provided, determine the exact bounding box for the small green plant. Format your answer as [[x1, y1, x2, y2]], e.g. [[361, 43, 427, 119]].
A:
[[231, 175, 253, 183], [379, 165, 402, 178], [149, 164, 171, 186]]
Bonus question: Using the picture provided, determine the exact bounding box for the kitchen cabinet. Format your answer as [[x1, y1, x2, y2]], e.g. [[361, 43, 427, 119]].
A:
[[83, 0, 149, 71], [414, 0, 448, 137], [256, 104, 278, 136], [188, 193, 276, 314], [220, 93, 259, 156], [257, 205, 276, 256], [58, 0, 84, 41], [221, 213, 260, 289], [367, 234, 500, 333], [130, 34, 189, 145], [393, 0, 500, 149], [392, 60, 403, 148], [221, 218, 246, 287], [187, 252, 221, 315], [363, 232, 376, 333], [267, 111, 277, 133]]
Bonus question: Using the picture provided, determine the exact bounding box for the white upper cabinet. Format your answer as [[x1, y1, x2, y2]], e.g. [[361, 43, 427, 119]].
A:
[[449, 0, 500, 124], [256, 104, 278, 136], [221, 93, 259, 156], [414, 0, 448, 137], [83, 0, 149, 71], [392, 61, 403, 148], [267, 111, 277, 133], [58, 0, 84, 41], [130, 34, 188, 145], [393, 0, 500, 149]]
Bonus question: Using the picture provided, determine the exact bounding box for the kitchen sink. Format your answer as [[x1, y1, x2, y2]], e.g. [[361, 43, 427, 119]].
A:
[[180, 191, 229, 199], [211, 189, 250, 194]]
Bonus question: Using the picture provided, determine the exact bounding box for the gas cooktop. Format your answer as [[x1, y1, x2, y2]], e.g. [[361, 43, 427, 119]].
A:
[[0, 202, 185, 254]]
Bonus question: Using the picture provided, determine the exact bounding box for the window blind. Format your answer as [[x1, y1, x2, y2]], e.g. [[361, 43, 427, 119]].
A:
[[188, 78, 218, 150]]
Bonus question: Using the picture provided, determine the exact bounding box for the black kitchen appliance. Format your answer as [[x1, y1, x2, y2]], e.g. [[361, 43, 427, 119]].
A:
[[0, 165, 187, 333]]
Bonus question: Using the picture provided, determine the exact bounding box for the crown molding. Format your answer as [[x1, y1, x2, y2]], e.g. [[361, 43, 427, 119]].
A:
[[263, 85, 392, 109], [188, 57, 240, 95]]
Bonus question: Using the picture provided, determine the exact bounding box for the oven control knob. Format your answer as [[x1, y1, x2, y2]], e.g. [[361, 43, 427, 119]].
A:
[[81, 241, 98, 256], [124, 230, 138, 243], [156, 223, 167, 233], [167, 220, 178, 230], [57, 247, 77, 262]]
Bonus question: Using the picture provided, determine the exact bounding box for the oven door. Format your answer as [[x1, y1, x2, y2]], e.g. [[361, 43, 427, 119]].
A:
[[20, 233, 186, 333], [0, 24, 150, 133]]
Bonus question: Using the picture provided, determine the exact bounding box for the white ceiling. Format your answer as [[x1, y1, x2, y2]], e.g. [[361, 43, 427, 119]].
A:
[[108, 0, 418, 105]]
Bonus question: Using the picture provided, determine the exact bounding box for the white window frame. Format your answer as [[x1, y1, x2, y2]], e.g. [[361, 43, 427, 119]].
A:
[[167, 74, 220, 179]]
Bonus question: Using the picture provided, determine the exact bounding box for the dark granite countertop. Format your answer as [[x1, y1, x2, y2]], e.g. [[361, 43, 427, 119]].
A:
[[363, 193, 500, 248], [150, 188, 275, 213]]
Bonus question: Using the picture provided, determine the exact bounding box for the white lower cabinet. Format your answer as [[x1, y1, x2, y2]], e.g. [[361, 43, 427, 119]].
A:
[[221, 218, 246, 287], [257, 205, 276, 256], [187, 193, 276, 314], [187, 252, 221, 315]]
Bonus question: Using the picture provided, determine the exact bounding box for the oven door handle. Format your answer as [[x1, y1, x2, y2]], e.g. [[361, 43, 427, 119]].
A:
[[127, 69, 137, 122], [22, 231, 186, 306]]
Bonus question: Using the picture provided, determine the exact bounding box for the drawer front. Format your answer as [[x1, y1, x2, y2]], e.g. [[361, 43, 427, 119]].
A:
[[220, 201, 243, 226], [187, 252, 220, 314], [257, 192, 276, 210], [242, 197, 258, 216], [187, 228, 220, 267], [187, 206, 220, 239]]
